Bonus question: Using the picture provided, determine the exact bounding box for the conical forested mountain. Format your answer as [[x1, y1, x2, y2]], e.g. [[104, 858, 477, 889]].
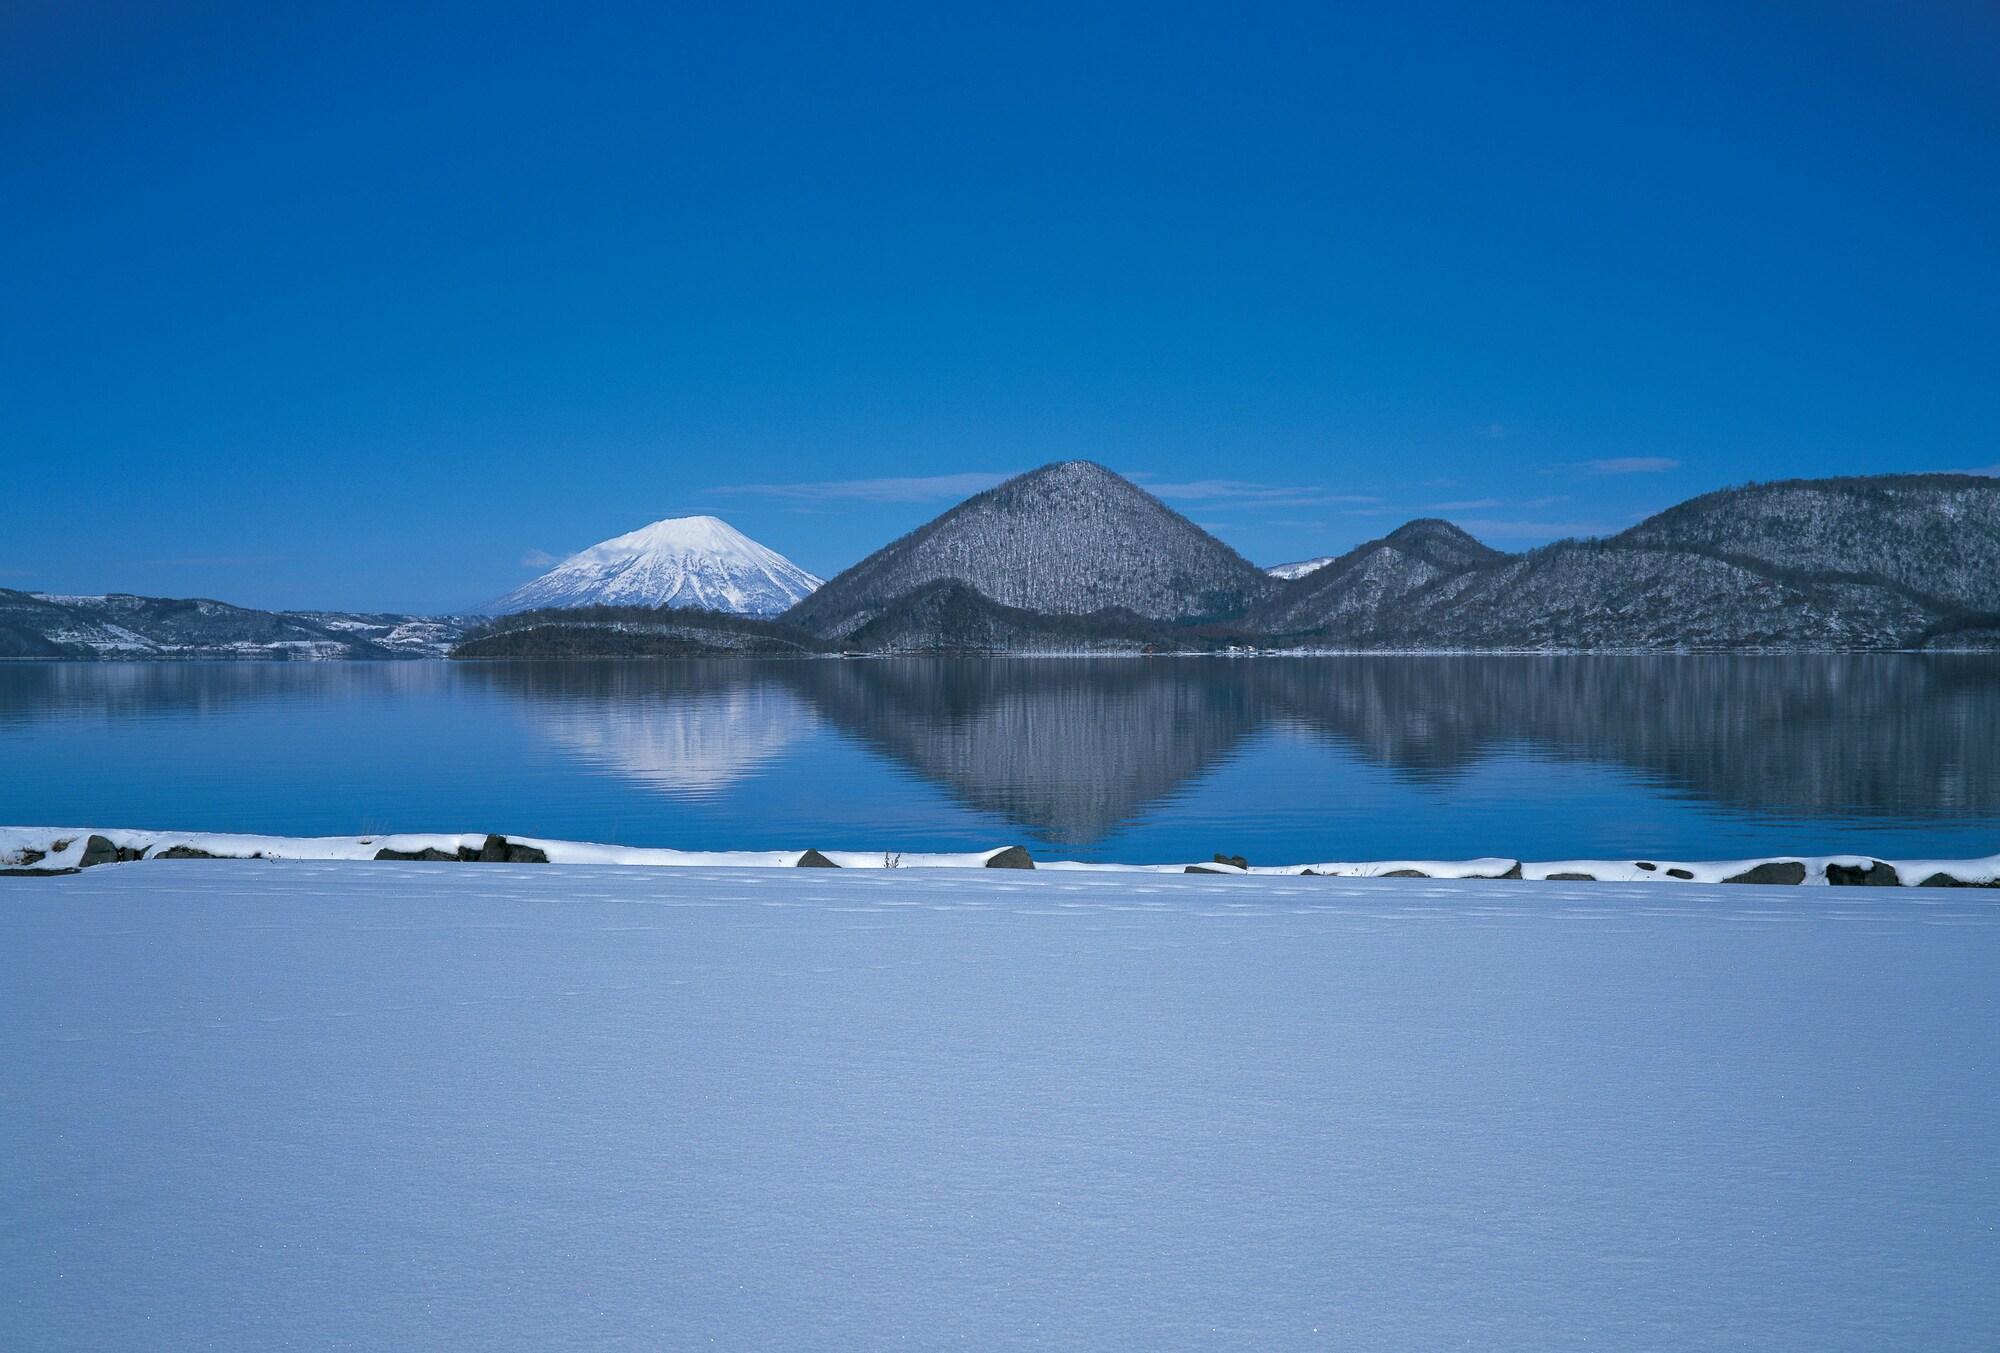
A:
[[1257, 519, 1506, 635], [784, 461, 1272, 637]]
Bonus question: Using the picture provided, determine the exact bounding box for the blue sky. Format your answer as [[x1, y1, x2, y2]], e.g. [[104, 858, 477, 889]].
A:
[[4, 1, 1996, 612]]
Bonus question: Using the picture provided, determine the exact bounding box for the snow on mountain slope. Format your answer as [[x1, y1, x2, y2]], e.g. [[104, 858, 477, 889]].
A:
[[487, 516, 821, 617], [0, 589, 460, 659], [1266, 556, 1336, 580]]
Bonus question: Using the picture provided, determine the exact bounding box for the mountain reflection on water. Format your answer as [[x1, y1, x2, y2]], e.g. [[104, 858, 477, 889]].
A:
[[468, 655, 2000, 847], [4, 655, 1996, 860]]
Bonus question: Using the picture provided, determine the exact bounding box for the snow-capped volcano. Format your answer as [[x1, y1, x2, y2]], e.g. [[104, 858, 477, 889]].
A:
[[488, 516, 821, 616]]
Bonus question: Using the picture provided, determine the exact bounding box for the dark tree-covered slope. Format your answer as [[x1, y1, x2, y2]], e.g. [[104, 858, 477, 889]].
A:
[[785, 461, 1272, 637]]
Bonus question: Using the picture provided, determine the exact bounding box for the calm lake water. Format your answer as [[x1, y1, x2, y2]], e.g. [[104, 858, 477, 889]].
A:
[[3, 655, 1996, 864]]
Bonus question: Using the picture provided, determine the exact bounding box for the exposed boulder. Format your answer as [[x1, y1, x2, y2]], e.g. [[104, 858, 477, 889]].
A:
[[375, 847, 459, 862], [796, 849, 839, 868], [78, 835, 122, 868], [374, 836, 547, 863], [1825, 860, 1899, 886], [1722, 861, 1808, 886], [985, 846, 1035, 869]]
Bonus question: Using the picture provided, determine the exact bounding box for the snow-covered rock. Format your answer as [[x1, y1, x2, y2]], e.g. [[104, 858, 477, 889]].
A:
[[487, 516, 821, 617]]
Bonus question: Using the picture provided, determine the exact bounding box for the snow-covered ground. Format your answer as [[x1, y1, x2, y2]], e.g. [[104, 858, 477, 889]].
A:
[[3, 863, 1995, 1350]]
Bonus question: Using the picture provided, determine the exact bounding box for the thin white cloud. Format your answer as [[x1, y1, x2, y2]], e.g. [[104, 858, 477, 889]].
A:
[[1456, 518, 1611, 540], [519, 548, 562, 569], [1582, 457, 1679, 475], [1148, 479, 1304, 501], [708, 472, 1015, 503], [1145, 478, 1381, 507], [1427, 498, 1503, 511]]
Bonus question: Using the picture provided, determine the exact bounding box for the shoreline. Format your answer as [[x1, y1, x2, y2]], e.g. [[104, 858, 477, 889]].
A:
[[8, 646, 2000, 665], [5, 825, 1996, 888]]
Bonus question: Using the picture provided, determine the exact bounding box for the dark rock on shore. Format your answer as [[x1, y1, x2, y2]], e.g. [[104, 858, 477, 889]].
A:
[[372, 835, 549, 864], [986, 846, 1035, 869], [467, 834, 548, 863], [1723, 861, 1808, 885], [78, 835, 124, 868], [797, 849, 838, 867], [1825, 859, 1899, 886]]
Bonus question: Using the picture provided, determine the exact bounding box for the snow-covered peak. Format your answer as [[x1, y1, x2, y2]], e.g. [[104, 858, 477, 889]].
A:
[[571, 515, 746, 564], [488, 516, 822, 617]]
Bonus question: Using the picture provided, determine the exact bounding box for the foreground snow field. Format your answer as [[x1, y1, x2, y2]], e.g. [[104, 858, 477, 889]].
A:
[[4, 864, 1996, 1350]]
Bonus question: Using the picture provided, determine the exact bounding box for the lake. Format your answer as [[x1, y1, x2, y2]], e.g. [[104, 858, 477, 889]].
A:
[[3, 655, 1996, 864]]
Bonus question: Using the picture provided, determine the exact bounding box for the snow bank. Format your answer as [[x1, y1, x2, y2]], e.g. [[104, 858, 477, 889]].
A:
[[0, 827, 1030, 876], [8, 863, 1996, 1348], [2, 825, 1995, 886]]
